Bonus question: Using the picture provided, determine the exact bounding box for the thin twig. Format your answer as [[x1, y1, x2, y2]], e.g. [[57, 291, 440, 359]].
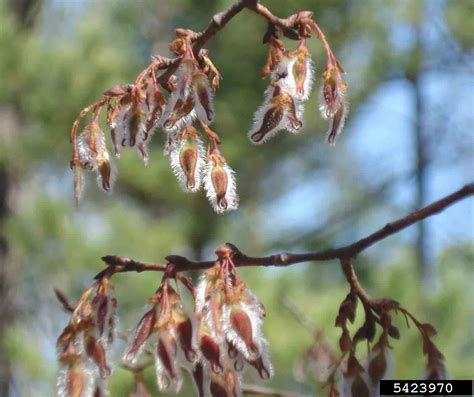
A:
[[100, 184, 473, 275], [280, 294, 318, 334]]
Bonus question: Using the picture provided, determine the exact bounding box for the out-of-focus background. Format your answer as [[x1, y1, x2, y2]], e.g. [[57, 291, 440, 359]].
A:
[[0, 0, 472, 395]]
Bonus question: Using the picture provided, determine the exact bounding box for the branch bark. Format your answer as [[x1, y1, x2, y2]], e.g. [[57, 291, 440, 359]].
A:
[[100, 183, 473, 276]]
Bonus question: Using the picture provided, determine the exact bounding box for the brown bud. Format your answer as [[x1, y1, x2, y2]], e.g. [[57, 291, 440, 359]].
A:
[[368, 350, 387, 382], [339, 327, 352, 353], [346, 353, 364, 378], [420, 323, 437, 338], [351, 374, 371, 397], [339, 293, 357, 324], [388, 325, 400, 339]]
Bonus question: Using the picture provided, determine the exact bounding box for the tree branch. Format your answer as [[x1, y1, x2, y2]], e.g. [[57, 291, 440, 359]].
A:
[[100, 183, 473, 277]]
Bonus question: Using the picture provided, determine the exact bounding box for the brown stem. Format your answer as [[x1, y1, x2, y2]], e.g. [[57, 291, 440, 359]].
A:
[[340, 258, 370, 305], [192, 0, 251, 55], [100, 184, 473, 274], [249, 3, 294, 29], [157, 0, 311, 88]]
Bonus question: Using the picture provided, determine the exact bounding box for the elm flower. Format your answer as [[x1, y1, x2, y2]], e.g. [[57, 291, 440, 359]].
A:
[[192, 70, 215, 125], [56, 279, 117, 397], [248, 85, 303, 144], [123, 284, 197, 393], [319, 59, 348, 145], [272, 41, 314, 102], [194, 246, 273, 385], [162, 59, 197, 133], [203, 150, 239, 213], [170, 127, 205, 192], [110, 97, 153, 164], [57, 349, 95, 397], [77, 123, 115, 193]]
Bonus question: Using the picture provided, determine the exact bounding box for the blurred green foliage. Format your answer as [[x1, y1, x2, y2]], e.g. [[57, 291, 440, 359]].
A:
[[0, 0, 472, 396]]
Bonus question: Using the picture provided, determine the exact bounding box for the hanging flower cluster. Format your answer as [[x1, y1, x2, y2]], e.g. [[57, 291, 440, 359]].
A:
[[56, 278, 116, 397], [249, 13, 348, 145], [121, 245, 272, 396], [69, 9, 346, 212], [70, 32, 237, 214], [291, 285, 447, 397], [56, 245, 272, 397]]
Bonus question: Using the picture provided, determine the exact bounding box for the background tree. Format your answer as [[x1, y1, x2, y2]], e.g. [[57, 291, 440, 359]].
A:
[[0, 0, 472, 396]]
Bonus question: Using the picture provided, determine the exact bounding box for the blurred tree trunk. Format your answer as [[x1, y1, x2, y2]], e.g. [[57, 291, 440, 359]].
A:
[[413, 73, 429, 283], [411, 4, 430, 283], [0, 165, 14, 397], [0, 2, 42, 395]]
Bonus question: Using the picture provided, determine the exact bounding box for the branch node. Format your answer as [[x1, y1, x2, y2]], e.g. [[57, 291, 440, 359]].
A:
[[212, 11, 226, 27], [165, 255, 190, 269], [279, 252, 290, 264]]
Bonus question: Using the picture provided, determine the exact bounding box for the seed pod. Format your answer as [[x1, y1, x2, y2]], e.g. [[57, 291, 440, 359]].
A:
[[96, 153, 113, 192], [123, 307, 157, 365], [319, 65, 346, 119], [326, 100, 347, 145], [368, 349, 387, 382], [351, 374, 371, 397], [57, 363, 94, 397], [162, 95, 196, 131], [155, 331, 182, 391], [192, 362, 206, 397], [203, 152, 238, 214], [85, 335, 110, 378], [229, 309, 258, 357], [250, 104, 285, 143], [177, 317, 197, 362], [192, 71, 214, 124], [200, 334, 223, 374], [170, 135, 205, 192]]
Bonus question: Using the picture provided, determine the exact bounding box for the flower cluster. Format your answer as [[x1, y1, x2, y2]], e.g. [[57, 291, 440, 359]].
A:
[[71, 33, 237, 214], [292, 288, 447, 397], [249, 15, 348, 145], [193, 245, 273, 393], [121, 246, 272, 397], [55, 246, 271, 397], [56, 278, 116, 397], [122, 279, 197, 392], [69, 10, 347, 212]]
